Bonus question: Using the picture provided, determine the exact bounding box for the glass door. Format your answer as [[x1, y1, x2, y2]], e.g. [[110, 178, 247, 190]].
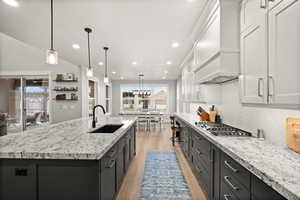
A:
[[23, 77, 49, 130], [0, 77, 22, 135], [0, 76, 49, 135]]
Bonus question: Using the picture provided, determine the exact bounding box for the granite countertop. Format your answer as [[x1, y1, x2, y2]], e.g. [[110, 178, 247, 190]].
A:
[[0, 116, 136, 160], [175, 113, 300, 200]]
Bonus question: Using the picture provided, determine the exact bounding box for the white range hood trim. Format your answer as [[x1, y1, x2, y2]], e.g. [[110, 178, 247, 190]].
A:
[[196, 70, 239, 84]]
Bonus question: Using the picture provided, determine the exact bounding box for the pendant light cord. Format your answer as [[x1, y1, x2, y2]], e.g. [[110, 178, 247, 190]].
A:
[[105, 49, 107, 77], [87, 32, 91, 69], [50, 0, 54, 50]]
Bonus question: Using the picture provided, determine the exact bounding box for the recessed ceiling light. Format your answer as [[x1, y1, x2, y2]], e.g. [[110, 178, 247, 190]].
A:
[[98, 62, 104, 66], [120, 76, 124, 80], [2, 0, 19, 7], [162, 76, 166, 80], [112, 71, 116, 74], [164, 70, 169, 74], [72, 44, 80, 49], [166, 61, 172, 65], [132, 61, 137, 65], [187, 0, 196, 2], [172, 42, 179, 48]]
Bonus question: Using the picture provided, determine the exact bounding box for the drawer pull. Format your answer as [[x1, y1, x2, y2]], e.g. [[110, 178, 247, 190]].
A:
[[224, 176, 239, 191], [196, 149, 202, 155], [224, 160, 238, 173], [107, 149, 117, 158], [196, 165, 202, 173], [15, 168, 28, 176], [106, 159, 116, 168], [224, 194, 232, 200]]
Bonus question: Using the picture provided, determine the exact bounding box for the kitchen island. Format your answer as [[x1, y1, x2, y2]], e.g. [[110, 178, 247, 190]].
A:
[[0, 116, 137, 200]]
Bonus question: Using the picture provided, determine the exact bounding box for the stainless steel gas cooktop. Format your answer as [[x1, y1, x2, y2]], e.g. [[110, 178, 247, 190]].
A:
[[195, 121, 251, 137]]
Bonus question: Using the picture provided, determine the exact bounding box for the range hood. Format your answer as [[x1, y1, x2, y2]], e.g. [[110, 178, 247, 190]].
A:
[[201, 74, 238, 84], [193, 50, 240, 84], [190, 0, 240, 85]]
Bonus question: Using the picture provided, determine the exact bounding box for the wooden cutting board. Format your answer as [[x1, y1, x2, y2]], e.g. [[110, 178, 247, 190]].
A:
[[286, 118, 300, 153], [209, 110, 218, 122]]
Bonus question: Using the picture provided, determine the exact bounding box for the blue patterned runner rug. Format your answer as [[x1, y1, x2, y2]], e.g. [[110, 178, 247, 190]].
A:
[[139, 152, 192, 200]]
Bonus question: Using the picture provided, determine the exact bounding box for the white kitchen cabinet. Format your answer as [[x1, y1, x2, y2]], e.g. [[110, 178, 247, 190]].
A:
[[268, 0, 300, 105], [240, 0, 268, 104], [240, 0, 300, 106], [240, 0, 268, 33]]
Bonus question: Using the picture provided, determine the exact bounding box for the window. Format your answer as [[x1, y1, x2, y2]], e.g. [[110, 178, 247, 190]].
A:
[[121, 85, 169, 113]]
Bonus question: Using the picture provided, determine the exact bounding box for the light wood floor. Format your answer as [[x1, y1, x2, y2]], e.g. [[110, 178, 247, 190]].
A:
[[116, 124, 208, 200]]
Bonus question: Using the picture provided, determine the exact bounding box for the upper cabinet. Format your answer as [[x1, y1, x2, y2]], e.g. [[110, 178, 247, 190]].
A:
[[193, 0, 241, 84], [268, 0, 300, 105], [240, 0, 268, 104], [240, 0, 300, 106]]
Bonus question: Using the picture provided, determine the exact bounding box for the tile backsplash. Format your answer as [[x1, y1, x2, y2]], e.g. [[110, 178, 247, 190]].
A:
[[189, 80, 300, 147]]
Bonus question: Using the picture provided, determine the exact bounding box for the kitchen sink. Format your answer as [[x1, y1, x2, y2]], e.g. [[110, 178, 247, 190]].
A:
[[89, 124, 124, 133]]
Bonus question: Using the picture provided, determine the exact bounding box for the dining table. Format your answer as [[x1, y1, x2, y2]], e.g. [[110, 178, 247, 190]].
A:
[[119, 111, 165, 131]]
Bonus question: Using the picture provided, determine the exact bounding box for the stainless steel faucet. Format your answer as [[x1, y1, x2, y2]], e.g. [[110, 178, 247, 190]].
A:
[[92, 105, 106, 128]]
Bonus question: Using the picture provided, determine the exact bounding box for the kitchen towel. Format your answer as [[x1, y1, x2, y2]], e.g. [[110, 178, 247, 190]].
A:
[[139, 152, 192, 200]]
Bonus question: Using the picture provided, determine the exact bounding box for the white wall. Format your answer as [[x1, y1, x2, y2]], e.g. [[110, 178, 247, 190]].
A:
[[81, 67, 107, 118], [0, 79, 11, 113], [0, 32, 83, 123], [111, 80, 177, 115], [189, 80, 300, 147]]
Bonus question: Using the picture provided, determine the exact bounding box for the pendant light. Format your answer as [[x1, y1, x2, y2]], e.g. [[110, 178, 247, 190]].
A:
[[85, 27, 93, 77], [103, 47, 109, 85], [46, 0, 58, 65]]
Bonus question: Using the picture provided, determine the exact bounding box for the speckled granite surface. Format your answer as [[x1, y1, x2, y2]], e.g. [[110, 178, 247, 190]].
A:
[[175, 113, 300, 200], [0, 116, 136, 160]]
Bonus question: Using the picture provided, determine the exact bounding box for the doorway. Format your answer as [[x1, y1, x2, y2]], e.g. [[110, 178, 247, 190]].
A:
[[0, 76, 50, 135]]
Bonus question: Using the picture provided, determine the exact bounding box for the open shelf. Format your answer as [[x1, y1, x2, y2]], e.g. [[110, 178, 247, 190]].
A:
[[53, 99, 78, 101], [53, 89, 78, 92], [53, 80, 78, 83]]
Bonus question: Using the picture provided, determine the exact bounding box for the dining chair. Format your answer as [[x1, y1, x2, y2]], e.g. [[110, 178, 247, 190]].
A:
[[138, 115, 149, 132]]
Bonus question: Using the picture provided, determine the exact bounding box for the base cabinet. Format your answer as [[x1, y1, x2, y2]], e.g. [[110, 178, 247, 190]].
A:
[[0, 161, 36, 200], [117, 144, 125, 191], [177, 119, 287, 200], [0, 125, 136, 200], [39, 162, 99, 200], [211, 145, 221, 200]]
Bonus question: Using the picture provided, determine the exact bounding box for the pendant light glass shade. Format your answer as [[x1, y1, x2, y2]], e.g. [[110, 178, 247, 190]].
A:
[[87, 67, 93, 77], [104, 77, 109, 85], [46, 49, 58, 65], [103, 47, 109, 85]]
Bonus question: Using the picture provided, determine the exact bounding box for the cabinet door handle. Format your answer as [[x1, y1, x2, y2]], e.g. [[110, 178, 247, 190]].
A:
[[224, 194, 232, 200], [268, 75, 274, 97], [224, 176, 239, 191], [224, 160, 238, 173], [260, 0, 267, 8], [257, 78, 263, 97]]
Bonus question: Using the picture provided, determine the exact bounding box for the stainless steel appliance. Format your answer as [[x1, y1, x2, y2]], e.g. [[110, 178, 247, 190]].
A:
[[195, 121, 251, 137]]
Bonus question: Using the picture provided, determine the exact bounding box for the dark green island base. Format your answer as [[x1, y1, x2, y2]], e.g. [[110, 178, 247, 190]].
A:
[[0, 125, 136, 200]]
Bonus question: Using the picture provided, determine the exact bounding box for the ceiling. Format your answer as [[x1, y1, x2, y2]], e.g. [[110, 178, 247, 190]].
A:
[[0, 0, 207, 80]]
